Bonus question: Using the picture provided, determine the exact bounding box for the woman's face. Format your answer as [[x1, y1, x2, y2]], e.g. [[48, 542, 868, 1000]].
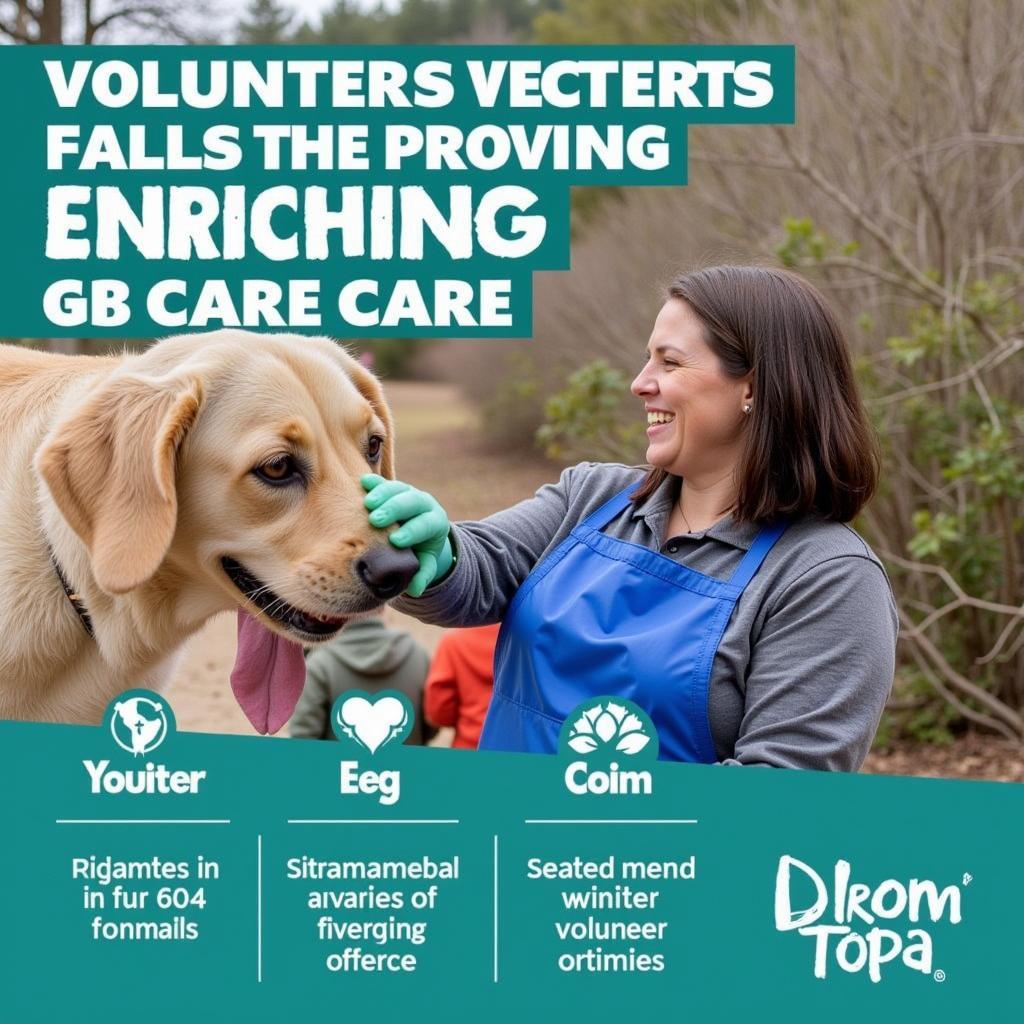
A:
[[630, 298, 752, 480]]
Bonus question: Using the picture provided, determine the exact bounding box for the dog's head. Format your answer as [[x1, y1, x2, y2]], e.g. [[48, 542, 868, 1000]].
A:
[[36, 330, 419, 733]]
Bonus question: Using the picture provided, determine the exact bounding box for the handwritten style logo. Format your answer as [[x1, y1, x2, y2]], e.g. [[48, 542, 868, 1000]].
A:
[[774, 856, 965, 983]]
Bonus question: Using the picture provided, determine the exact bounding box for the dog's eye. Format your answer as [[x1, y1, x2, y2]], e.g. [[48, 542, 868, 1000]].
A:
[[253, 455, 302, 486], [366, 435, 384, 464]]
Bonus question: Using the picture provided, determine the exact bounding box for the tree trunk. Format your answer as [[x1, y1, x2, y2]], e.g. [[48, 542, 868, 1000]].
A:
[[37, 0, 62, 43]]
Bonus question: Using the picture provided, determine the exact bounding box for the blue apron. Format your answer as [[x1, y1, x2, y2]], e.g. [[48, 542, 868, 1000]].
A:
[[478, 485, 787, 761]]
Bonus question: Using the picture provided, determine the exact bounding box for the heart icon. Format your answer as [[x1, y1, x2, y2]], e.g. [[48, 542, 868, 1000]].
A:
[[335, 693, 410, 754]]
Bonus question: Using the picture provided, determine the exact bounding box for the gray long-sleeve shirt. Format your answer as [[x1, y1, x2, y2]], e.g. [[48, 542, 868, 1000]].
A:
[[394, 462, 898, 771]]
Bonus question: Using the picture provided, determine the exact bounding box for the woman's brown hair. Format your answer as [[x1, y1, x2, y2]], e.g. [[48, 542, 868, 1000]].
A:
[[633, 265, 878, 523]]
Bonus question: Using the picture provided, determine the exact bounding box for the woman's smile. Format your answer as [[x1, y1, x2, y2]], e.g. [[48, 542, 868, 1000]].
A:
[[645, 408, 676, 436]]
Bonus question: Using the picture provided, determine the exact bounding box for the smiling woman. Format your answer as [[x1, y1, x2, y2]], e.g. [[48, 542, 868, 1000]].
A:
[[374, 265, 899, 772]]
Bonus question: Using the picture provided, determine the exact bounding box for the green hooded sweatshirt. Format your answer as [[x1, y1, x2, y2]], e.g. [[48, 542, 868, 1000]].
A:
[[289, 617, 432, 743]]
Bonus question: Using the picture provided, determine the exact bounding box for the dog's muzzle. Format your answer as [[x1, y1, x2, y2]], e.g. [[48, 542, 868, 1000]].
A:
[[355, 544, 419, 600]]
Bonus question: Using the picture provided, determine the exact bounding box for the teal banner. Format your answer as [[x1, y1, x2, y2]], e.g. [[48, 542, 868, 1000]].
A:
[[0, 45, 794, 338], [0, 691, 1017, 1021]]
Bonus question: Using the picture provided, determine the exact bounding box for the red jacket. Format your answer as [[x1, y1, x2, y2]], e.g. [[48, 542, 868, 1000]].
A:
[[424, 624, 501, 749]]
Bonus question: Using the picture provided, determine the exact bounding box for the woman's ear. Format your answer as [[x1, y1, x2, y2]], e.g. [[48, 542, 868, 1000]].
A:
[[742, 373, 755, 410], [36, 371, 205, 595]]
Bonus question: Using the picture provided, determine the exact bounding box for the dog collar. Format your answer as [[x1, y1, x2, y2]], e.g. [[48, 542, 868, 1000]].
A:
[[50, 550, 95, 640]]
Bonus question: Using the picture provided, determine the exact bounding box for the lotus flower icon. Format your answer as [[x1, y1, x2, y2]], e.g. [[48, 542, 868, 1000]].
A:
[[566, 700, 650, 756]]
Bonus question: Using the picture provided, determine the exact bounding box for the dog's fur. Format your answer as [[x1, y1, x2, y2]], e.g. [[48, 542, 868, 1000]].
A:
[[0, 331, 397, 724]]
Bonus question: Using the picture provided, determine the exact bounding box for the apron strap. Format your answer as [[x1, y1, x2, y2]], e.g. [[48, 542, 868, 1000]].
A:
[[578, 483, 642, 533], [728, 520, 788, 589]]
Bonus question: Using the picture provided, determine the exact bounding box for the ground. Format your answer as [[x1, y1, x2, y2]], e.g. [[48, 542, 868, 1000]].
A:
[[168, 380, 1024, 784]]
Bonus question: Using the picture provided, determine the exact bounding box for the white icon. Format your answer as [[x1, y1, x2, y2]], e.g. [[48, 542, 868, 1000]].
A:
[[962, 873, 972, 886], [336, 695, 408, 754], [567, 701, 651, 755], [111, 696, 168, 757]]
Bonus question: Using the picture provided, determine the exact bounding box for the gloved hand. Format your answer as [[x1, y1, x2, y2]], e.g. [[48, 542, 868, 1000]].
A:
[[361, 475, 454, 598]]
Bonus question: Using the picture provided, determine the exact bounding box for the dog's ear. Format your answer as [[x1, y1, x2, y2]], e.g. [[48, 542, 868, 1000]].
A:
[[36, 371, 205, 595], [340, 355, 396, 479]]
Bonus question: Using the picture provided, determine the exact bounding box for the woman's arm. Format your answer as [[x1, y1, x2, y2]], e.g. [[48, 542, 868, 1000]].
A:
[[390, 465, 577, 628], [723, 555, 898, 771]]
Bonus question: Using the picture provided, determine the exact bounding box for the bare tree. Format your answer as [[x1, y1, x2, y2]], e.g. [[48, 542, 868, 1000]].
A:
[[491, 0, 1024, 741], [0, 0, 221, 44]]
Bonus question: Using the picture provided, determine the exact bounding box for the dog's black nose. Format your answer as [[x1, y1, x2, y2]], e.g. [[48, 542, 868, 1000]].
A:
[[355, 544, 420, 600]]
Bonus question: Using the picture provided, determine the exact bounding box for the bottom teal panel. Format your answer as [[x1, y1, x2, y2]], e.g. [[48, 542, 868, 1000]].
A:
[[0, 707, 1017, 1022]]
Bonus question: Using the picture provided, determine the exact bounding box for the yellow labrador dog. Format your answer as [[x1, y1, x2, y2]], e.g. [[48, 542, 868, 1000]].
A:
[[0, 331, 417, 733]]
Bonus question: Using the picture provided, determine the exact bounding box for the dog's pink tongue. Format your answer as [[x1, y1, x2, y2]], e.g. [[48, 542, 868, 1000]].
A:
[[230, 611, 307, 735]]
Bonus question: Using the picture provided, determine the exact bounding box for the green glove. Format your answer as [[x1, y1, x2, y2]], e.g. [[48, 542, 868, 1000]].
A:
[[361, 475, 455, 598]]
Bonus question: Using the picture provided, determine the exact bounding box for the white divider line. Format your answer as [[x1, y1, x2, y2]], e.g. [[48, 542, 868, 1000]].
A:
[[286, 819, 460, 825], [257, 834, 263, 984], [524, 819, 698, 825], [55, 819, 231, 825], [493, 834, 499, 984]]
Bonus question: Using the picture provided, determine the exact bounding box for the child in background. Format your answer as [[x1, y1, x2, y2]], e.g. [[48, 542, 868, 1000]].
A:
[[289, 615, 432, 743], [424, 623, 501, 749]]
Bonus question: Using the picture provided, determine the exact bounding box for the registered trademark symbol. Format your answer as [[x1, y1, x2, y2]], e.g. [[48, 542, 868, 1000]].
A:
[[934, 969, 946, 982]]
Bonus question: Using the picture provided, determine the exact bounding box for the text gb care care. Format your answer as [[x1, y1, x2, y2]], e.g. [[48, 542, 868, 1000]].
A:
[[41, 57, 773, 331]]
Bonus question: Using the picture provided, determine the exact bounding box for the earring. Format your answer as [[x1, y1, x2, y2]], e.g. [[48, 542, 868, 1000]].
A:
[[743, 404, 752, 414]]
